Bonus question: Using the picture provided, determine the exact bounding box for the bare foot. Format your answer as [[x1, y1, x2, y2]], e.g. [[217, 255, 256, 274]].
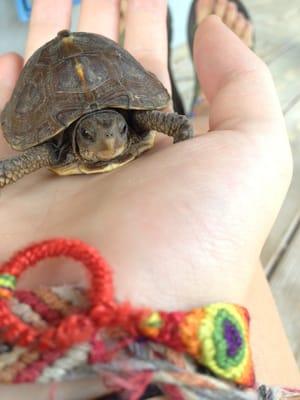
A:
[[192, 0, 254, 133], [195, 0, 253, 47]]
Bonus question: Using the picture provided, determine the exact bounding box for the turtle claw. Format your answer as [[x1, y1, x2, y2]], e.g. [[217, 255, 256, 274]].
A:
[[174, 116, 193, 143], [133, 110, 194, 144]]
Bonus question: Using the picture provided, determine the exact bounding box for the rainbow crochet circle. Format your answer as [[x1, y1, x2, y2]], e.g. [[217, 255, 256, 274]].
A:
[[180, 303, 254, 386]]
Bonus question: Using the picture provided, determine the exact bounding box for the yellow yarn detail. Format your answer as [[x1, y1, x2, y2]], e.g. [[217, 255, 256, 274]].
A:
[[139, 312, 163, 338]]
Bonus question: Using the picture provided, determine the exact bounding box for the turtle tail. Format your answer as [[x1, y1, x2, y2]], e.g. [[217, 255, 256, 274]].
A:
[[0, 143, 55, 188]]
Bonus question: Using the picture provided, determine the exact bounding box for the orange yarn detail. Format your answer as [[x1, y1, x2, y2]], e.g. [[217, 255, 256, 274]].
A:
[[34, 287, 73, 316], [179, 309, 205, 357], [0, 350, 38, 383], [0, 287, 12, 299]]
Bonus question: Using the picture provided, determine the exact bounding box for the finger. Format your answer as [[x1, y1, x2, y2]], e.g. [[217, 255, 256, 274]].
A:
[[0, 53, 23, 157], [25, 0, 72, 60], [124, 0, 170, 92], [78, 0, 120, 41], [193, 16, 285, 134], [0, 54, 23, 112]]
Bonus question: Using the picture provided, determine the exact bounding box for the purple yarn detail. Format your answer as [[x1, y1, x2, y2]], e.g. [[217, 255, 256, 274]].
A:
[[223, 319, 242, 357]]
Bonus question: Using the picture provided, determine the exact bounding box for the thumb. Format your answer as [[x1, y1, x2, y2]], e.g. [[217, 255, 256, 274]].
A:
[[193, 16, 285, 135], [0, 53, 23, 157]]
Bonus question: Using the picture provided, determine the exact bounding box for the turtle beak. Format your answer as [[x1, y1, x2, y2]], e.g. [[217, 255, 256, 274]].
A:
[[98, 138, 126, 160], [104, 137, 115, 152]]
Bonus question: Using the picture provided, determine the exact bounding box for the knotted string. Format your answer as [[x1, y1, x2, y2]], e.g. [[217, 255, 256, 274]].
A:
[[0, 238, 255, 387]]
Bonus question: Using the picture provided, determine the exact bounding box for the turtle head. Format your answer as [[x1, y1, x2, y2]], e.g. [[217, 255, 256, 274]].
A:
[[75, 110, 128, 161]]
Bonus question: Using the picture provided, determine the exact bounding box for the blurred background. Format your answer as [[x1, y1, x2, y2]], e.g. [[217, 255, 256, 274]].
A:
[[0, 0, 299, 367]]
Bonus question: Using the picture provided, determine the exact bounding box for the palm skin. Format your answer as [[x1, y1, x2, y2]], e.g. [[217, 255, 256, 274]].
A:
[[0, 8, 292, 313]]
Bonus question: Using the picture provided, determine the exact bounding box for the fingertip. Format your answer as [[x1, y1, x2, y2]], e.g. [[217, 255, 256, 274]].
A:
[[25, 0, 72, 60], [124, 0, 170, 92], [78, 0, 120, 41], [0, 53, 23, 111], [0, 52, 23, 88], [0, 53, 23, 158]]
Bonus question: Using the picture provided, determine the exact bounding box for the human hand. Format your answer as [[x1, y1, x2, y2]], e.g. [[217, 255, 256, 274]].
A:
[[0, 0, 292, 312]]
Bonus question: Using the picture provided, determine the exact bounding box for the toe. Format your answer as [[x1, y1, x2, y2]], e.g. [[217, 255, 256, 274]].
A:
[[196, 0, 215, 25], [242, 21, 254, 48], [233, 12, 247, 37], [223, 1, 238, 28], [214, 0, 227, 19]]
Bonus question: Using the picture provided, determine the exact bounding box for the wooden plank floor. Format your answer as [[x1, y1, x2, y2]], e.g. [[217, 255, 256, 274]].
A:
[[270, 225, 300, 366], [172, 0, 300, 367]]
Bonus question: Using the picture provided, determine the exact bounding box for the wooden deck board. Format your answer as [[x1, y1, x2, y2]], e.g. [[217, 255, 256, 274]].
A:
[[262, 101, 300, 271], [269, 45, 300, 111], [270, 226, 300, 365]]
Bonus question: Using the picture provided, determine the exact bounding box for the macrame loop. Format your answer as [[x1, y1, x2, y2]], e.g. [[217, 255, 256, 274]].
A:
[[0, 238, 117, 349]]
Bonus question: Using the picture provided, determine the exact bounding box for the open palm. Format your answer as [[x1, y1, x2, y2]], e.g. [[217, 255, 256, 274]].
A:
[[0, 0, 292, 312]]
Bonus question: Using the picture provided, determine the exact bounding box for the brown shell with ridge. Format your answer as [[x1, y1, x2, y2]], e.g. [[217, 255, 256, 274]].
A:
[[1, 31, 170, 151]]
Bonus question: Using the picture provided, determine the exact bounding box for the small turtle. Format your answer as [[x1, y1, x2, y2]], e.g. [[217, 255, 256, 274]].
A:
[[0, 30, 193, 188]]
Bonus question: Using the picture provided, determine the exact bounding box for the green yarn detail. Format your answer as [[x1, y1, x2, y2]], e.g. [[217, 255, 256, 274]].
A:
[[0, 274, 16, 290], [144, 312, 163, 328], [213, 309, 246, 370]]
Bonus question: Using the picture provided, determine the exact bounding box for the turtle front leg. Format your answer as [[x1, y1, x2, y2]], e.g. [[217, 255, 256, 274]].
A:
[[0, 143, 55, 188], [132, 110, 193, 143]]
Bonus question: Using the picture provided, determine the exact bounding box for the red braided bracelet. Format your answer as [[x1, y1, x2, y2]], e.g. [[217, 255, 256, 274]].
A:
[[0, 238, 255, 387]]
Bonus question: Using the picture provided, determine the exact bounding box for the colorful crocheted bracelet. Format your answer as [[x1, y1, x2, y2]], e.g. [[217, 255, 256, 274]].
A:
[[0, 238, 255, 393]]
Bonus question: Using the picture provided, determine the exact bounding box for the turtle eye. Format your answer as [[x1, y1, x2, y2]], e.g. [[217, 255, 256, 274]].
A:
[[81, 129, 94, 141], [121, 124, 127, 135]]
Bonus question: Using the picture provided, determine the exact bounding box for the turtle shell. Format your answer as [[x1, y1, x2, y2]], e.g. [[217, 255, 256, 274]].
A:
[[1, 31, 170, 151]]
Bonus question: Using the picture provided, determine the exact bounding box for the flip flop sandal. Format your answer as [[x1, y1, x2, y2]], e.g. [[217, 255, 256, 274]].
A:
[[187, 0, 255, 116], [167, 7, 186, 115]]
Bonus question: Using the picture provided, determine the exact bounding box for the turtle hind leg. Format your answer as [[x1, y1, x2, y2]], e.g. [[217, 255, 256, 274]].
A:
[[132, 110, 193, 143], [0, 143, 55, 188]]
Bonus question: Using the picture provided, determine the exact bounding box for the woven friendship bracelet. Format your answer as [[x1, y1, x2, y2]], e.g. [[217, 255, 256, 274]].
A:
[[0, 238, 255, 389]]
